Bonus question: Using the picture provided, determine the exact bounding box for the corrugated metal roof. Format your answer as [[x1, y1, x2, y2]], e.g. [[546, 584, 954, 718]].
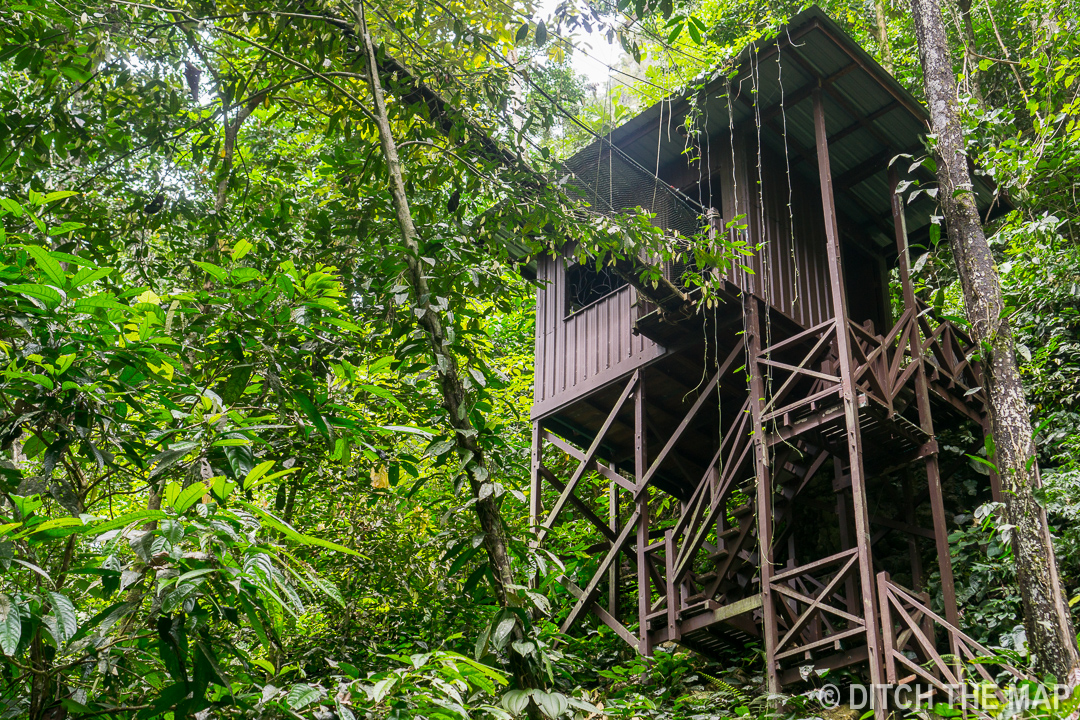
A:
[[567, 5, 1002, 252]]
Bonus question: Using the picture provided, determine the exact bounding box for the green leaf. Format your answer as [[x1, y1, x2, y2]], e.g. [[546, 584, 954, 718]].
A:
[[231, 267, 262, 283], [73, 293, 129, 313], [252, 657, 275, 674], [5, 283, 63, 309], [0, 604, 20, 655], [150, 443, 196, 478], [0, 198, 25, 217], [243, 460, 276, 491], [175, 568, 217, 585], [21, 245, 67, 287], [292, 391, 329, 437], [235, 500, 365, 557], [54, 353, 75, 375], [535, 21, 547, 47], [47, 591, 77, 644], [231, 238, 253, 261], [43, 191, 79, 204], [311, 576, 346, 608], [172, 482, 208, 513], [286, 683, 321, 710], [48, 221, 86, 236], [533, 690, 568, 719], [26, 517, 84, 536], [515, 23, 529, 43], [194, 261, 227, 283], [503, 689, 532, 715], [448, 545, 481, 577], [687, 19, 701, 43], [359, 384, 405, 408], [83, 510, 169, 535], [491, 611, 517, 650], [71, 266, 112, 288], [59, 63, 92, 83]]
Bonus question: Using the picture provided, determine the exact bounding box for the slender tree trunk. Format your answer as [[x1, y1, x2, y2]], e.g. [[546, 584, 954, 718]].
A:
[[875, 0, 894, 73], [352, 2, 542, 705], [908, 0, 1080, 682], [956, 0, 985, 104]]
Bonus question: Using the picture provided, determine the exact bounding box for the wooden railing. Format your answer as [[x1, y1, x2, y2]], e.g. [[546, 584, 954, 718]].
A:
[[753, 304, 984, 427], [878, 572, 1032, 718], [768, 548, 867, 661], [848, 303, 986, 419]]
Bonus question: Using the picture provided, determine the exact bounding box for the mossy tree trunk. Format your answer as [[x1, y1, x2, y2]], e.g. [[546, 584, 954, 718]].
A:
[[908, 0, 1080, 682]]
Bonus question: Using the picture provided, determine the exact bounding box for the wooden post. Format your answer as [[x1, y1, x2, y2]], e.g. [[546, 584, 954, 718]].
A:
[[745, 294, 779, 694], [902, 471, 924, 590], [813, 87, 885, 711], [888, 166, 961, 632], [634, 376, 652, 657], [665, 529, 679, 641], [530, 420, 542, 589], [835, 460, 858, 615], [877, 572, 897, 684], [609, 475, 620, 619]]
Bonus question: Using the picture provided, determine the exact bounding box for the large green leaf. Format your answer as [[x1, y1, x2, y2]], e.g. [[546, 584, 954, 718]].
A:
[[292, 390, 329, 437], [235, 501, 365, 557], [5, 283, 63, 309], [286, 683, 321, 710], [0, 602, 20, 655], [82, 510, 169, 535], [533, 690, 568, 719], [20, 245, 67, 287], [171, 482, 208, 513], [70, 266, 113, 288], [47, 591, 77, 644]]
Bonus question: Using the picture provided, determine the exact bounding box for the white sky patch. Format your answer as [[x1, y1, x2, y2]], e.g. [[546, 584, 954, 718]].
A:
[[537, 0, 628, 85]]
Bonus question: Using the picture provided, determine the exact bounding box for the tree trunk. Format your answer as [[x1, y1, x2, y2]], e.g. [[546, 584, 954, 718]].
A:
[[956, 0, 985, 104], [874, 0, 894, 73], [353, 1, 543, 705], [908, 0, 1080, 682]]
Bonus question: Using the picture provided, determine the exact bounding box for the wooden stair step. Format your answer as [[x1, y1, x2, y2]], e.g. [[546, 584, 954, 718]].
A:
[[730, 501, 754, 517]]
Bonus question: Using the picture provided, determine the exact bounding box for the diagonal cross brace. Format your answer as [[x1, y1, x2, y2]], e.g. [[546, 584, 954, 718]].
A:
[[773, 552, 861, 652], [639, 344, 743, 491], [560, 508, 642, 633], [537, 372, 638, 544]]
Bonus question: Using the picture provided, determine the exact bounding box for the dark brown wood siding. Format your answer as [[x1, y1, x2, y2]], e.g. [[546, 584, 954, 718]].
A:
[[715, 136, 835, 329], [532, 253, 665, 419]]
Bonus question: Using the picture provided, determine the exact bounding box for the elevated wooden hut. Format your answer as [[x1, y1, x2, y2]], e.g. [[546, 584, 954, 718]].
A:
[[530, 6, 1019, 709]]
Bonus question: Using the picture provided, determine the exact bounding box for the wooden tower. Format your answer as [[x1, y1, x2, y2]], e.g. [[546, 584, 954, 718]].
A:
[[529, 7, 1026, 709]]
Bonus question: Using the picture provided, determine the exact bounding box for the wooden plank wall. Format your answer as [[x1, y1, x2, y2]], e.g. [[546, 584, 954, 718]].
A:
[[532, 253, 665, 420], [532, 132, 888, 421], [716, 136, 835, 329]]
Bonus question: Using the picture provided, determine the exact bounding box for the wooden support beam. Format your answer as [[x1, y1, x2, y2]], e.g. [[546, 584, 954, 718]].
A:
[[565, 580, 639, 650], [813, 86, 886, 705], [634, 380, 652, 657], [889, 167, 960, 632], [754, 61, 859, 125], [834, 149, 894, 192], [538, 466, 617, 544], [543, 431, 636, 493], [744, 294, 780, 693], [560, 508, 642, 633], [539, 372, 637, 543], [608, 476, 620, 619], [826, 101, 900, 150]]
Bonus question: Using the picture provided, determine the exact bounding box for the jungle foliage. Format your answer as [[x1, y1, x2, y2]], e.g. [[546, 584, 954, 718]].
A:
[[0, 0, 1078, 717]]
